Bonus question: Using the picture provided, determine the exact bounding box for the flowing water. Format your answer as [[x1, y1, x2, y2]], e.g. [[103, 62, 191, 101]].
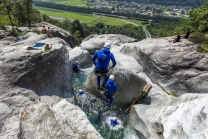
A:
[[72, 69, 139, 139]]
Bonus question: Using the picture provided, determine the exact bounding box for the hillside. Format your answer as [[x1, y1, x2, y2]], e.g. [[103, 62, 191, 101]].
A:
[[121, 0, 205, 7]]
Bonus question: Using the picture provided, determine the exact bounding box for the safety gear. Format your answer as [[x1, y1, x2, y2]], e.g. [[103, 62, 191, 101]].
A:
[[76, 61, 78, 63], [110, 118, 119, 127], [92, 48, 116, 71], [112, 117, 117, 121], [72, 62, 80, 73], [104, 42, 111, 49], [105, 80, 117, 95], [78, 90, 85, 95], [109, 75, 115, 80]]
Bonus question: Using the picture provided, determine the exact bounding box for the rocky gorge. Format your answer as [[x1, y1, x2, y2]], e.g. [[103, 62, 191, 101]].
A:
[[0, 26, 208, 139]]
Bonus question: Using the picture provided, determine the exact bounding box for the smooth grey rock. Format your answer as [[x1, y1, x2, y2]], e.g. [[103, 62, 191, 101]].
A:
[[16, 27, 29, 32], [0, 36, 73, 98], [0, 30, 11, 39], [131, 93, 208, 139], [0, 33, 103, 139], [85, 65, 147, 107], [69, 47, 92, 68], [80, 34, 137, 55], [51, 99, 103, 139], [3, 100, 103, 139], [121, 37, 208, 94]]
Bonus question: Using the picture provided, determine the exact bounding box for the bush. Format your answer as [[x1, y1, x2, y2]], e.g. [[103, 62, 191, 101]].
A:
[[141, 21, 149, 25], [204, 35, 208, 44], [0, 24, 6, 30], [33, 29, 41, 34], [188, 32, 205, 43]]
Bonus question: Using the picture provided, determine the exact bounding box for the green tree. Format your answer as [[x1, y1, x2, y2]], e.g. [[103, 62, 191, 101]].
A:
[[1, 0, 15, 34], [71, 19, 84, 38], [175, 3, 208, 33], [22, 0, 33, 28]]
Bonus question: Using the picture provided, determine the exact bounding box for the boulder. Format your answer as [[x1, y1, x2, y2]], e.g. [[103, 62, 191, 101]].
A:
[[121, 37, 208, 94], [85, 65, 147, 107], [0, 35, 73, 98], [0, 34, 104, 138], [131, 92, 208, 139], [0, 30, 11, 39], [80, 34, 137, 55], [0, 99, 103, 139], [0, 36, 18, 47], [69, 47, 92, 68], [16, 27, 29, 32]]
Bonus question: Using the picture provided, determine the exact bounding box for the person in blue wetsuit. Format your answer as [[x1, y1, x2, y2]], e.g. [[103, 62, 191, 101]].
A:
[[105, 75, 117, 109], [92, 43, 116, 91], [110, 117, 119, 127], [72, 61, 81, 73]]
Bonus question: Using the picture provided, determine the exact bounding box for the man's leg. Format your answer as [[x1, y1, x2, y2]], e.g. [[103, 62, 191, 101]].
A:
[[97, 76, 101, 89], [105, 97, 109, 106], [108, 98, 114, 107], [101, 72, 109, 89]]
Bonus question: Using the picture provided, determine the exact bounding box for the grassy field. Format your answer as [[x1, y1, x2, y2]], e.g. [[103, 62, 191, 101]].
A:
[[34, 6, 132, 26], [42, 0, 88, 7], [87, 16, 128, 26], [34, 6, 96, 22], [34, 6, 146, 27]]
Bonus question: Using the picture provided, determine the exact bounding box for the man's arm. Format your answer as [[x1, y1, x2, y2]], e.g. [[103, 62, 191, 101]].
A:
[[110, 54, 116, 69], [92, 53, 97, 66]]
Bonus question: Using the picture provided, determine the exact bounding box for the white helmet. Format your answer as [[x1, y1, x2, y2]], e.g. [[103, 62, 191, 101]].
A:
[[109, 75, 115, 80], [76, 61, 78, 63], [104, 42, 111, 49], [112, 117, 117, 121], [79, 89, 83, 92]]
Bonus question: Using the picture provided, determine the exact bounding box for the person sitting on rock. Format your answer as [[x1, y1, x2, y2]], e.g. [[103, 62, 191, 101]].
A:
[[172, 33, 181, 43], [72, 61, 81, 73], [42, 44, 52, 52], [110, 117, 119, 127], [41, 26, 47, 34], [46, 27, 53, 38], [92, 42, 116, 91], [182, 28, 190, 39], [105, 75, 117, 109]]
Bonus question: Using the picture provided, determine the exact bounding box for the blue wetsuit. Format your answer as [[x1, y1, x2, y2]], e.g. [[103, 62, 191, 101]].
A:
[[105, 79, 117, 107], [72, 63, 80, 73], [110, 119, 119, 127], [92, 48, 116, 87]]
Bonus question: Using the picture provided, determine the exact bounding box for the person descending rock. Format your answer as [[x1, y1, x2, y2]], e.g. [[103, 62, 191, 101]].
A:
[[92, 42, 116, 91], [72, 61, 81, 73], [110, 117, 119, 127], [76, 89, 96, 104], [105, 75, 117, 109]]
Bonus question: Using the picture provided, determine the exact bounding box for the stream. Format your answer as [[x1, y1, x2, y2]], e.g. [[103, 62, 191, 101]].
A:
[[72, 69, 140, 139]]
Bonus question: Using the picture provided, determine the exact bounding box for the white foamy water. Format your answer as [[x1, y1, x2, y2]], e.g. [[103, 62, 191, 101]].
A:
[[106, 116, 123, 130]]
